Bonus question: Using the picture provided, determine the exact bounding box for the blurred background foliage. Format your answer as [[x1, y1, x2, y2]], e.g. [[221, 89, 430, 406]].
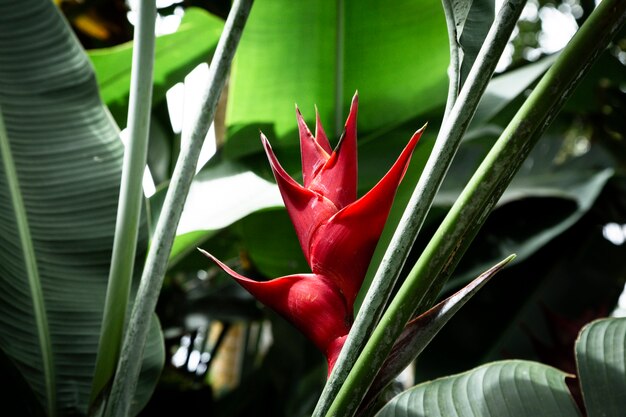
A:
[[47, 0, 626, 415]]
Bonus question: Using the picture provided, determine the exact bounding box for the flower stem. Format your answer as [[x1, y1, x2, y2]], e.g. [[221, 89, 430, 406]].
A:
[[313, 2, 524, 416], [325, 1, 626, 415], [102, 1, 253, 416], [91, 0, 156, 406]]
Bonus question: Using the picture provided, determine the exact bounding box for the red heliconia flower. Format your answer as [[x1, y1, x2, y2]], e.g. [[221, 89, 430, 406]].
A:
[[201, 93, 424, 373]]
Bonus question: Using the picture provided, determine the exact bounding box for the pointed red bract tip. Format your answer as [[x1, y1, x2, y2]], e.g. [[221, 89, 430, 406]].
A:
[[314, 106, 331, 153], [261, 134, 338, 262], [307, 94, 358, 209], [297, 107, 331, 187], [308, 127, 423, 307], [199, 249, 351, 360]]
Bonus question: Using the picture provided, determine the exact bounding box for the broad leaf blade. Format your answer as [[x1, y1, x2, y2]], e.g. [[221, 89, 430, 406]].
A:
[[576, 317, 626, 417], [376, 361, 581, 417], [470, 54, 557, 127], [224, 0, 449, 159], [0, 1, 162, 414]]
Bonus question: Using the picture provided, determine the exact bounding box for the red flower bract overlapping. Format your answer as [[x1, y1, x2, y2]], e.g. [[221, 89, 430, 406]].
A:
[[200, 93, 424, 374]]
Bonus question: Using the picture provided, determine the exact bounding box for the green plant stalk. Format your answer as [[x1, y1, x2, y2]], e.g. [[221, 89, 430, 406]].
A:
[[313, 2, 525, 415], [90, 0, 156, 405], [325, 0, 626, 415], [356, 255, 515, 417], [103, 1, 253, 416], [0, 107, 55, 416]]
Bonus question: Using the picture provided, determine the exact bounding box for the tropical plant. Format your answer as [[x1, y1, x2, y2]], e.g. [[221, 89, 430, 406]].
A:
[[0, 0, 625, 416]]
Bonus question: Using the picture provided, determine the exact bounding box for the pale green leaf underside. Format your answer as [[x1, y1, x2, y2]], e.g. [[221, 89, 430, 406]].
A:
[[376, 360, 581, 417], [576, 317, 626, 417], [0, 1, 162, 414], [148, 159, 283, 267]]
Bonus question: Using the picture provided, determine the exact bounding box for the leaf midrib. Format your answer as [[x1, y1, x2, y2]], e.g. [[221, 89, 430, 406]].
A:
[[0, 105, 55, 416], [334, 0, 345, 138]]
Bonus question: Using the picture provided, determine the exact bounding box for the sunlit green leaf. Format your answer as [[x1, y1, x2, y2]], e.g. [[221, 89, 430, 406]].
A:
[[224, 0, 449, 159], [89, 7, 224, 125]]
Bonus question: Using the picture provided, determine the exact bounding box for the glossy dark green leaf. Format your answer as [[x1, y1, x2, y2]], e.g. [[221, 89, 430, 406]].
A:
[[576, 317, 626, 417], [0, 1, 162, 414], [376, 361, 581, 417]]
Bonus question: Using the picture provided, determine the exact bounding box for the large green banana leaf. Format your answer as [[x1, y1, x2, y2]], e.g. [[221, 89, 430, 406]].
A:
[[223, 0, 450, 159], [0, 1, 162, 415], [377, 317, 626, 416], [375, 360, 581, 417]]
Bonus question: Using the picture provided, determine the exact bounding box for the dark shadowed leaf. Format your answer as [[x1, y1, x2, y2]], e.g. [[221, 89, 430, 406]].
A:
[[414, 177, 626, 383], [0, 1, 162, 414], [439, 122, 614, 289]]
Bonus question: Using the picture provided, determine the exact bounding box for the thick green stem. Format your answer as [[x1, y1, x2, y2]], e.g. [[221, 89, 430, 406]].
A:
[[325, 1, 626, 416], [103, 1, 253, 416], [313, 2, 524, 416], [91, 0, 156, 405]]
